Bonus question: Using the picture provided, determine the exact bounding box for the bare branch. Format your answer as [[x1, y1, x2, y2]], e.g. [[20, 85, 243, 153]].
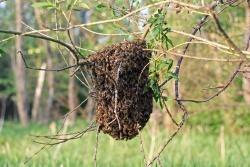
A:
[[94, 126, 100, 167], [177, 9, 247, 103], [178, 62, 243, 103], [17, 51, 89, 72], [162, 99, 179, 127], [138, 129, 147, 167], [67, 29, 82, 63], [174, 1, 219, 100], [0, 30, 80, 59], [146, 111, 188, 166], [32, 121, 96, 146], [70, 1, 208, 30]]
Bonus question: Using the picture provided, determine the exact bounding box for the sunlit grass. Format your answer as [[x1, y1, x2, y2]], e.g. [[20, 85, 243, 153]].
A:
[[0, 119, 249, 167]]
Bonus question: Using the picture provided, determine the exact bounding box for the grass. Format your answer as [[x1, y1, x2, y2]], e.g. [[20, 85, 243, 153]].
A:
[[0, 119, 250, 167]]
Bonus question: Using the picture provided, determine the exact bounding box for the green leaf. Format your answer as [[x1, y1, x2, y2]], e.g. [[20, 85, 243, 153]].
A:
[[96, 3, 106, 9], [166, 36, 174, 47], [148, 17, 157, 24], [67, 3, 73, 10], [166, 59, 173, 71], [159, 99, 163, 109], [32, 2, 55, 9], [168, 72, 178, 80], [154, 13, 159, 17], [74, 2, 90, 10], [0, 48, 6, 57]]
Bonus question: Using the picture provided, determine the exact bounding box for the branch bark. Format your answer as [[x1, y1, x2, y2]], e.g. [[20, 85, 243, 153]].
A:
[[0, 30, 79, 60], [177, 10, 247, 103], [173, 1, 219, 101]]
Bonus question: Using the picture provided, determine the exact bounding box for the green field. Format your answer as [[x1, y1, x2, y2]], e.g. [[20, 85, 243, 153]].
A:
[[0, 119, 250, 167]]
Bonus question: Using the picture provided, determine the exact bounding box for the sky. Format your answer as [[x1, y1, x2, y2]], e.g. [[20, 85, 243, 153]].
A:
[[0, 1, 6, 8]]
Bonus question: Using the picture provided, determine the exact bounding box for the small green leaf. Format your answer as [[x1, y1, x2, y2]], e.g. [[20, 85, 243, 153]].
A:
[[148, 17, 156, 24], [167, 59, 173, 71], [73, 3, 90, 11], [154, 13, 159, 17], [166, 37, 174, 47], [96, 3, 106, 9], [0, 48, 5, 57], [157, 9, 162, 14], [159, 99, 163, 109], [75, 2, 90, 9], [67, 3, 73, 10], [168, 72, 178, 80], [32, 2, 55, 9]]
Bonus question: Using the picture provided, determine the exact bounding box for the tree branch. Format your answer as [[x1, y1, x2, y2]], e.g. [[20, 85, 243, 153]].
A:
[[173, 1, 219, 101], [177, 10, 247, 103], [18, 51, 89, 72], [0, 29, 80, 61]]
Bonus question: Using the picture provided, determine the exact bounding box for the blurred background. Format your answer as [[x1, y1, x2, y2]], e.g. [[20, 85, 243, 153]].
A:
[[0, 0, 250, 166]]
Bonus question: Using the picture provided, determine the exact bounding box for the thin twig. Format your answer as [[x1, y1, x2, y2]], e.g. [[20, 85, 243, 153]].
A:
[[24, 121, 95, 164], [170, 29, 250, 55], [69, 0, 207, 30], [94, 126, 100, 167], [70, 66, 80, 77], [211, 12, 247, 59], [159, 0, 247, 92], [18, 51, 86, 72], [114, 62, 122, 138], [146, 111, 188, 167], [80, 26, 142, 36], [80, 68, 91, 88], [162, 100, 179, 127], [147, 49, 246, 62], [0, 30, 79, 58], [157, 158, 164, 167], [168, 1, 219, 92], [63, 97, 89, 119], [177, 9, 247, 103], [158, 1, 220, 113], [24, 98, 92, 164], [67, 29, 84, 63], [138, 128, 147, 167], [33, 123, 96, 145], [178, 62, 243, 103]]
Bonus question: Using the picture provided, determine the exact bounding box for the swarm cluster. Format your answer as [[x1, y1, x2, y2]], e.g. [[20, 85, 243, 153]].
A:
[[88, 40, 153, 140]]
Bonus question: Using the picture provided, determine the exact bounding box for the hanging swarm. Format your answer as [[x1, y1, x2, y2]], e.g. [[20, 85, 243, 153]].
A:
[[88, 40, 153, 140]]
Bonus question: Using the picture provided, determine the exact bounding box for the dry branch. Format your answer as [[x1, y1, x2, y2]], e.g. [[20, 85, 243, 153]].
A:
[[0, 30, 79, 59], [177, 10, 247, 103]]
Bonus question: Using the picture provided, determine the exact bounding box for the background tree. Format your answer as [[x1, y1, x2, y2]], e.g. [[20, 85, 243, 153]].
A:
[[0, 0, 250, 166], [243, 1, 250, 104], [14, 0, 29, 126]]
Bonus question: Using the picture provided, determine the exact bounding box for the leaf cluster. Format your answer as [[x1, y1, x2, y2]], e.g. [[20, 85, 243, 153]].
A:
[[147, 57, 177, 109], [32, 0, 90, 11], [148, 9, 173, 49]]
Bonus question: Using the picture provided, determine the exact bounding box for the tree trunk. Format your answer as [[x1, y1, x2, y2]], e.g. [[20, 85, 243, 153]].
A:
[[34, 7, 55, 123], [44, 47, 54, 123], [0, 97, 7, 132], [32, 63, 46, 121], [67, 55, 78, 125], [243, 1, 250, 104], [86, 96, 95, 122], [15, 0, 29, 126]]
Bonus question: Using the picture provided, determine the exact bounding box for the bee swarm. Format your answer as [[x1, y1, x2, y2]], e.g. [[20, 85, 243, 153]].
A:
[[88, 40, 153, 140]]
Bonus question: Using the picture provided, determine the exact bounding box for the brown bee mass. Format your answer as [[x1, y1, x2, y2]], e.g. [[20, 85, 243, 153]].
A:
[[88, 40, 153, 140]]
